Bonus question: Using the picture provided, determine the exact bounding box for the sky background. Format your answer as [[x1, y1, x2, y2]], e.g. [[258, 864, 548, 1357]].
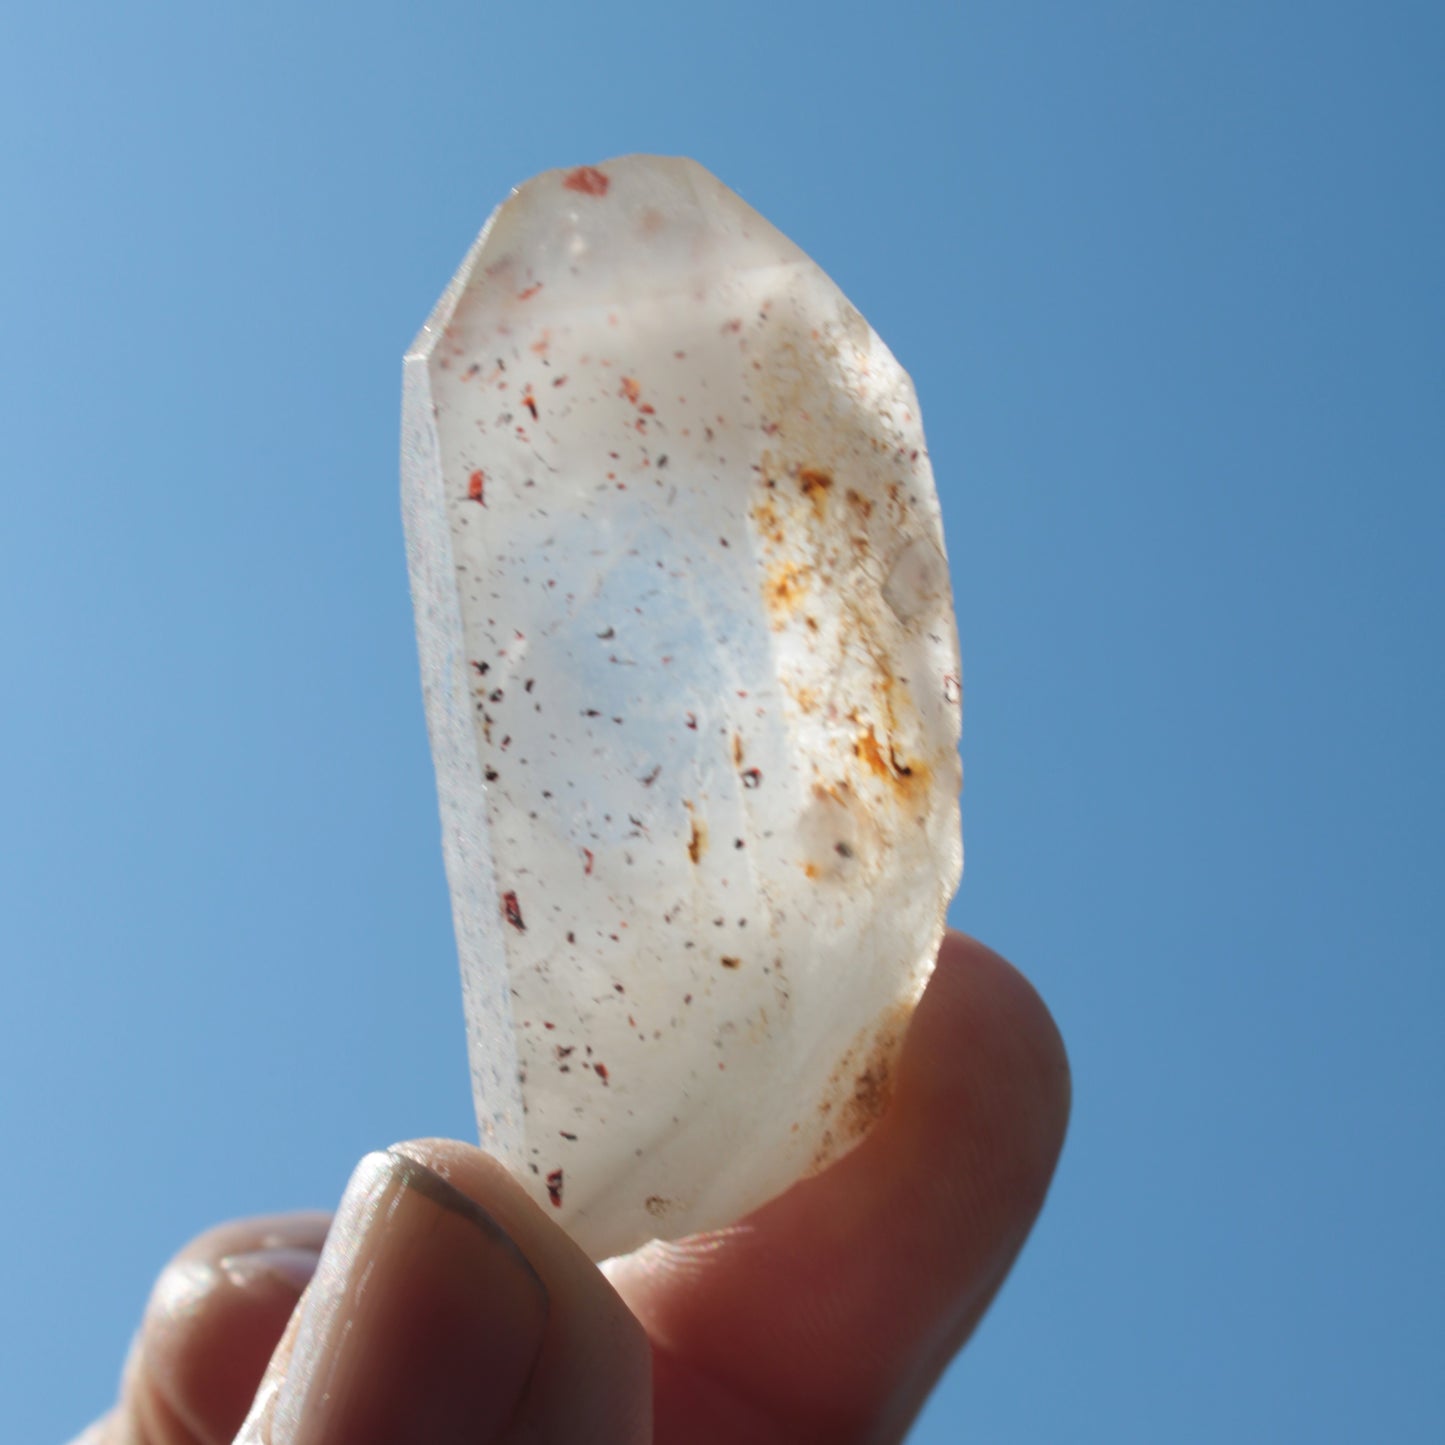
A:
[[3, 2, 1442, 1441]]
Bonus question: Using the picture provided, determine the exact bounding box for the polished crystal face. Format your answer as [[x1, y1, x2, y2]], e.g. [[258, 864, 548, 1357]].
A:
[[402, 156, 961, 1260]]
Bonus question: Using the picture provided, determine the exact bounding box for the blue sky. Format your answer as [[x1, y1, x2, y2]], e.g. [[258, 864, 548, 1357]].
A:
[[3, 2, 1441, 1440]]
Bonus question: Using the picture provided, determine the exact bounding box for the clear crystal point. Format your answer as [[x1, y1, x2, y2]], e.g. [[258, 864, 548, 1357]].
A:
[[402, 156, 962, 1260]]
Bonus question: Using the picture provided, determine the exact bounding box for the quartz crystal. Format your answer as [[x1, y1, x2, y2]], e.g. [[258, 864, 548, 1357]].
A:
[[402, 156, 962, 1261]]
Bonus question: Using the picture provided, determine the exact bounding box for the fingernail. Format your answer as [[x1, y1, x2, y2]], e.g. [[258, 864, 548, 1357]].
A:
[[218, 1247, 322, 1294], [267, 1150, 548, 1445]]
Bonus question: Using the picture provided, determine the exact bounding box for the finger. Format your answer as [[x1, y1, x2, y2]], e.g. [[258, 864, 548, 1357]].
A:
[[80, 1212, 328, 1445], [236, 1142, 651, 1445], [65, 1413, 118, 1445], [607, 931, 1071, 1444]]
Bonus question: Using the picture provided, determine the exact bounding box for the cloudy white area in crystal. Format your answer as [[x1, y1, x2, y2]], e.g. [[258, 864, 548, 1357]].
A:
[[402, 156, 962, 1262]]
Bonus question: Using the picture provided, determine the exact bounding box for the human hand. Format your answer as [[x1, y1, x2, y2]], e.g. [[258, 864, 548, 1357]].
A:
[[74, 931, 1068, 1444]]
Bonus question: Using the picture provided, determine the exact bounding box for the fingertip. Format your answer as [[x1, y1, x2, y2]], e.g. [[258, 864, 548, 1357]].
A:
[[130, 1216, 326, 1445], [254, 1149, 550, 1445], [927, 930, 1072, 1180], [387, 1138, 652, 1444]]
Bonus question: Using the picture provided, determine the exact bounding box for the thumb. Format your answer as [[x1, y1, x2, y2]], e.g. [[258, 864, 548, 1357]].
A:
[[236, 1143, 650, 1445]]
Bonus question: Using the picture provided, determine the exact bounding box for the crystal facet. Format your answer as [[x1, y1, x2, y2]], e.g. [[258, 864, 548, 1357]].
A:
[[402, 156, 962, 1261]]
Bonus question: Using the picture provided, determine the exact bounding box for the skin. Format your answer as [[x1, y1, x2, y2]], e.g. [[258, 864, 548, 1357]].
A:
[[76, 931, 1069, 1445]]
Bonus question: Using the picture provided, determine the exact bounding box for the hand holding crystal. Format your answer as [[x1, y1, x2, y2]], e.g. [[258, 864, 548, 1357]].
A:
[[72, 932, 1067, 1445]]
